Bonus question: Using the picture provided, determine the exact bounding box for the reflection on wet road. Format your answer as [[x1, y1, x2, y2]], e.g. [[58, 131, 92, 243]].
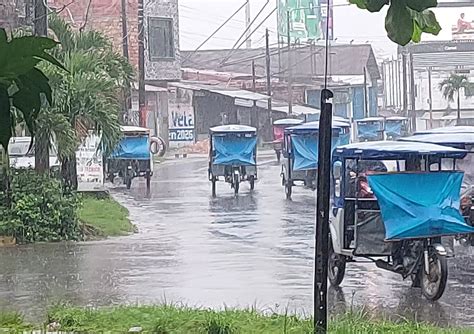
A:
[[0, 155, 473, 326]]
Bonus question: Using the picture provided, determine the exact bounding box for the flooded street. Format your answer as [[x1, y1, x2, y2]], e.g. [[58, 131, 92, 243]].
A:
[[1, 153, 473, 327]]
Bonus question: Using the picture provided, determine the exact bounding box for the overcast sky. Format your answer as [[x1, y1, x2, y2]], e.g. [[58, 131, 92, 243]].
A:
[[179, 0, 474, 60]]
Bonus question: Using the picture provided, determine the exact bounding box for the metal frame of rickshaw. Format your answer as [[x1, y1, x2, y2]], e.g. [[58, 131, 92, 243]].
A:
[[329, 141, 468, 301], [208, 125, 258, 197], [281, 121, 350, 199], [106, 126, 153, 190]]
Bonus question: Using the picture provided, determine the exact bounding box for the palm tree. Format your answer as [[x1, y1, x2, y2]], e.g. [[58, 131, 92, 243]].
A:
[[439, 73, 471, 125], [40, 16, 133, 189]]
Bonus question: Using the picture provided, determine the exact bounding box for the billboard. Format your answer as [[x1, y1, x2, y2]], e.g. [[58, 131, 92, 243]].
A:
[[277, 0, 323, 42], [76, 133, 104, 192]]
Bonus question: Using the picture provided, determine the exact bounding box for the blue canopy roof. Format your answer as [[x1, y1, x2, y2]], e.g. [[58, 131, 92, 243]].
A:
[[400, 133, 474, 146], [273, 118, 303, 126], [334, 141, 467, 159], [210, 125, 257, 134], [415, 126, 474, 135], [286, 120, 348, 133], [110, 136, 150, 160]]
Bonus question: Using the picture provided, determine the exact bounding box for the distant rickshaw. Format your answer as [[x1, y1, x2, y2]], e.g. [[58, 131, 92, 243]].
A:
[[401, 127, 474, 246], [281, 120, 350, 199], [330, 140, 474, 300], [356, 117, 385, 142], [385, 116, 409, 140], [272, 118, 303, 162], [106, 126, 154, 190], [208, 125, 258, 197]]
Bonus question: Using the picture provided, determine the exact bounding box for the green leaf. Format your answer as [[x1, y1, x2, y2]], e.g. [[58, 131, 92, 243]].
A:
[[9, 36, 66, 71], [411, 9, 442, 36], [385, 1, 414, 46], [366, 0, 389, 13], [349, 0, 369, 9], [406, 0, 437, 12], [0, 87, 12, 151]]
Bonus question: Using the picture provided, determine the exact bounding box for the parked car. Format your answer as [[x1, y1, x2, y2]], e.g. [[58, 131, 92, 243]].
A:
[[8, 137, 60, 170]]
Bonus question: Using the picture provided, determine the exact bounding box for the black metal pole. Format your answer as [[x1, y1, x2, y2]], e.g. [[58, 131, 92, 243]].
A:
[[287, 10, 292, 115], [138, 0, 146, 127], [409, 52, 416, 132], [265, 28, 272, 110], [314, 88, 333, 334], [252, 60, 256, 92]]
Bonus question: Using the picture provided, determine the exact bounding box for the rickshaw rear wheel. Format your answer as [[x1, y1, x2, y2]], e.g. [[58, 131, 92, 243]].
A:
[[233, 173, 240, 195], [328, 240, 346, 287], [249, 175, 255, 190], [421, 250, 448, 301], [276, 150, 281, 162], [285, 183, 292, 200], [125, 176, 132, 190], [211, 177, 217, 197]]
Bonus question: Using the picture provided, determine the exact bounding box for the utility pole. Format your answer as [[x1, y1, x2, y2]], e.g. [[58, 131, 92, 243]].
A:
[[251, 60, 256, 92], [34, 0, 49, 173], [245, 0, 252, 48], [265, 28, 272, 110], [121, 0, 131, 124], [428, 67, 433, 129], [363, 67, 369, 117], [402, 51, 408, 118], [138, 0, 146, 127], [409, 52, 416, 132], [287, 10, 292, 115], [314, 88, 333, 334]]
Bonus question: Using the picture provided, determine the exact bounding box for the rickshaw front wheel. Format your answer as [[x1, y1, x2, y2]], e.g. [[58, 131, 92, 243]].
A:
[[285, 183, 292, 200], [211, 177, 217, 197], [233, 173, 240, 195], [276, 150, 281, 162], [421, 250, 448, 301], [125, 176, 132, 189], [328, 240, 346, 287]]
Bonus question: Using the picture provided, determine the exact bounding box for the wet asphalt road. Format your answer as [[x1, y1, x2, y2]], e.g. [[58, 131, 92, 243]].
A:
[[0, 153, 473, 326]]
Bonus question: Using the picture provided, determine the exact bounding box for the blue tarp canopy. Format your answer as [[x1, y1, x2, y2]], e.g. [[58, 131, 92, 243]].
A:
[[334, 141, 467, 160], [291, 133, 343, 171], [368, 172, 474, 240], [213, 135, 257, 166], [357, 120, 383, 140], [415, 126, 474, 135], [110, 136, 150, 160], [385, 120, 404, 138], [400, 133, 474, 147]]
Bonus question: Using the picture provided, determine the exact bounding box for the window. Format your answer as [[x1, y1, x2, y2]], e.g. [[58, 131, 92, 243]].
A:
[[148, 17, 174, 60]]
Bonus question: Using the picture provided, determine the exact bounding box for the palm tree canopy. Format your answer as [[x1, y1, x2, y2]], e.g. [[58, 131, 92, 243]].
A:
[[439, 73, 471, 103]]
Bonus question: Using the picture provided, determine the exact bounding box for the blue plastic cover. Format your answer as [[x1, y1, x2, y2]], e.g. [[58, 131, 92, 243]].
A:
[[213, 136, 257, 165], [400, 133, 474, 146], [110, 136, 150, 160], [367, 172, 474, 240], [291, 133, 343, 171], [385, 121, 403, 138], [358, 122, 382, 140]]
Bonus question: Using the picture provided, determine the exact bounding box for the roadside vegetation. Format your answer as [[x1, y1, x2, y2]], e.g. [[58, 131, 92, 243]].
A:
[[0, 306, 472, 333], [79, 194, 134, 237]]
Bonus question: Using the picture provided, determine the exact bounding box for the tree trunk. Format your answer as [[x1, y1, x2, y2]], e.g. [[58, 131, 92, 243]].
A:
[[34, 132, 50, 174], [457, 90, 461, 125], [61, 155, 78, 191]]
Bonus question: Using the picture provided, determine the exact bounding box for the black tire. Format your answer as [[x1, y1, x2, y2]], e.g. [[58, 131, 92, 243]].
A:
[[233, 173, 240, 195], [285, 182, 292, 200], [211, 177, 217, 197], [328, 239, 346, 287], [249, 175, 255, 190], [276, 150, 281, 163], [421, 250, 448, 301], [145, 171, 151, 192], [126, 176, 132, 190]]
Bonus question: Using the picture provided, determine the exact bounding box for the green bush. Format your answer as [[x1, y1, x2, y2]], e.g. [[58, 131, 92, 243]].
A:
[[0, 169, 82, 243]]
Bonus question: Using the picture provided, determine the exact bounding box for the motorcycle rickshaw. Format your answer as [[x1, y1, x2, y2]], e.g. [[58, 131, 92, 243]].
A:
[[329, 140, 474, 301], [281, 120, 350, 199], [356, 117, 385, 142], [385, 116, 409, 140], [400, 129, 474, 246], [107, 126, 153, 190], [208, 125, 258, 197], [272, 118, 303, 162]]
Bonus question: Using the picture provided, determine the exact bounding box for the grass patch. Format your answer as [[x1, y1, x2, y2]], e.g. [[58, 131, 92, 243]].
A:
[[0, 311, 31, 332], [78, 194, 134, 237], [18, 305, 468, 334]]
